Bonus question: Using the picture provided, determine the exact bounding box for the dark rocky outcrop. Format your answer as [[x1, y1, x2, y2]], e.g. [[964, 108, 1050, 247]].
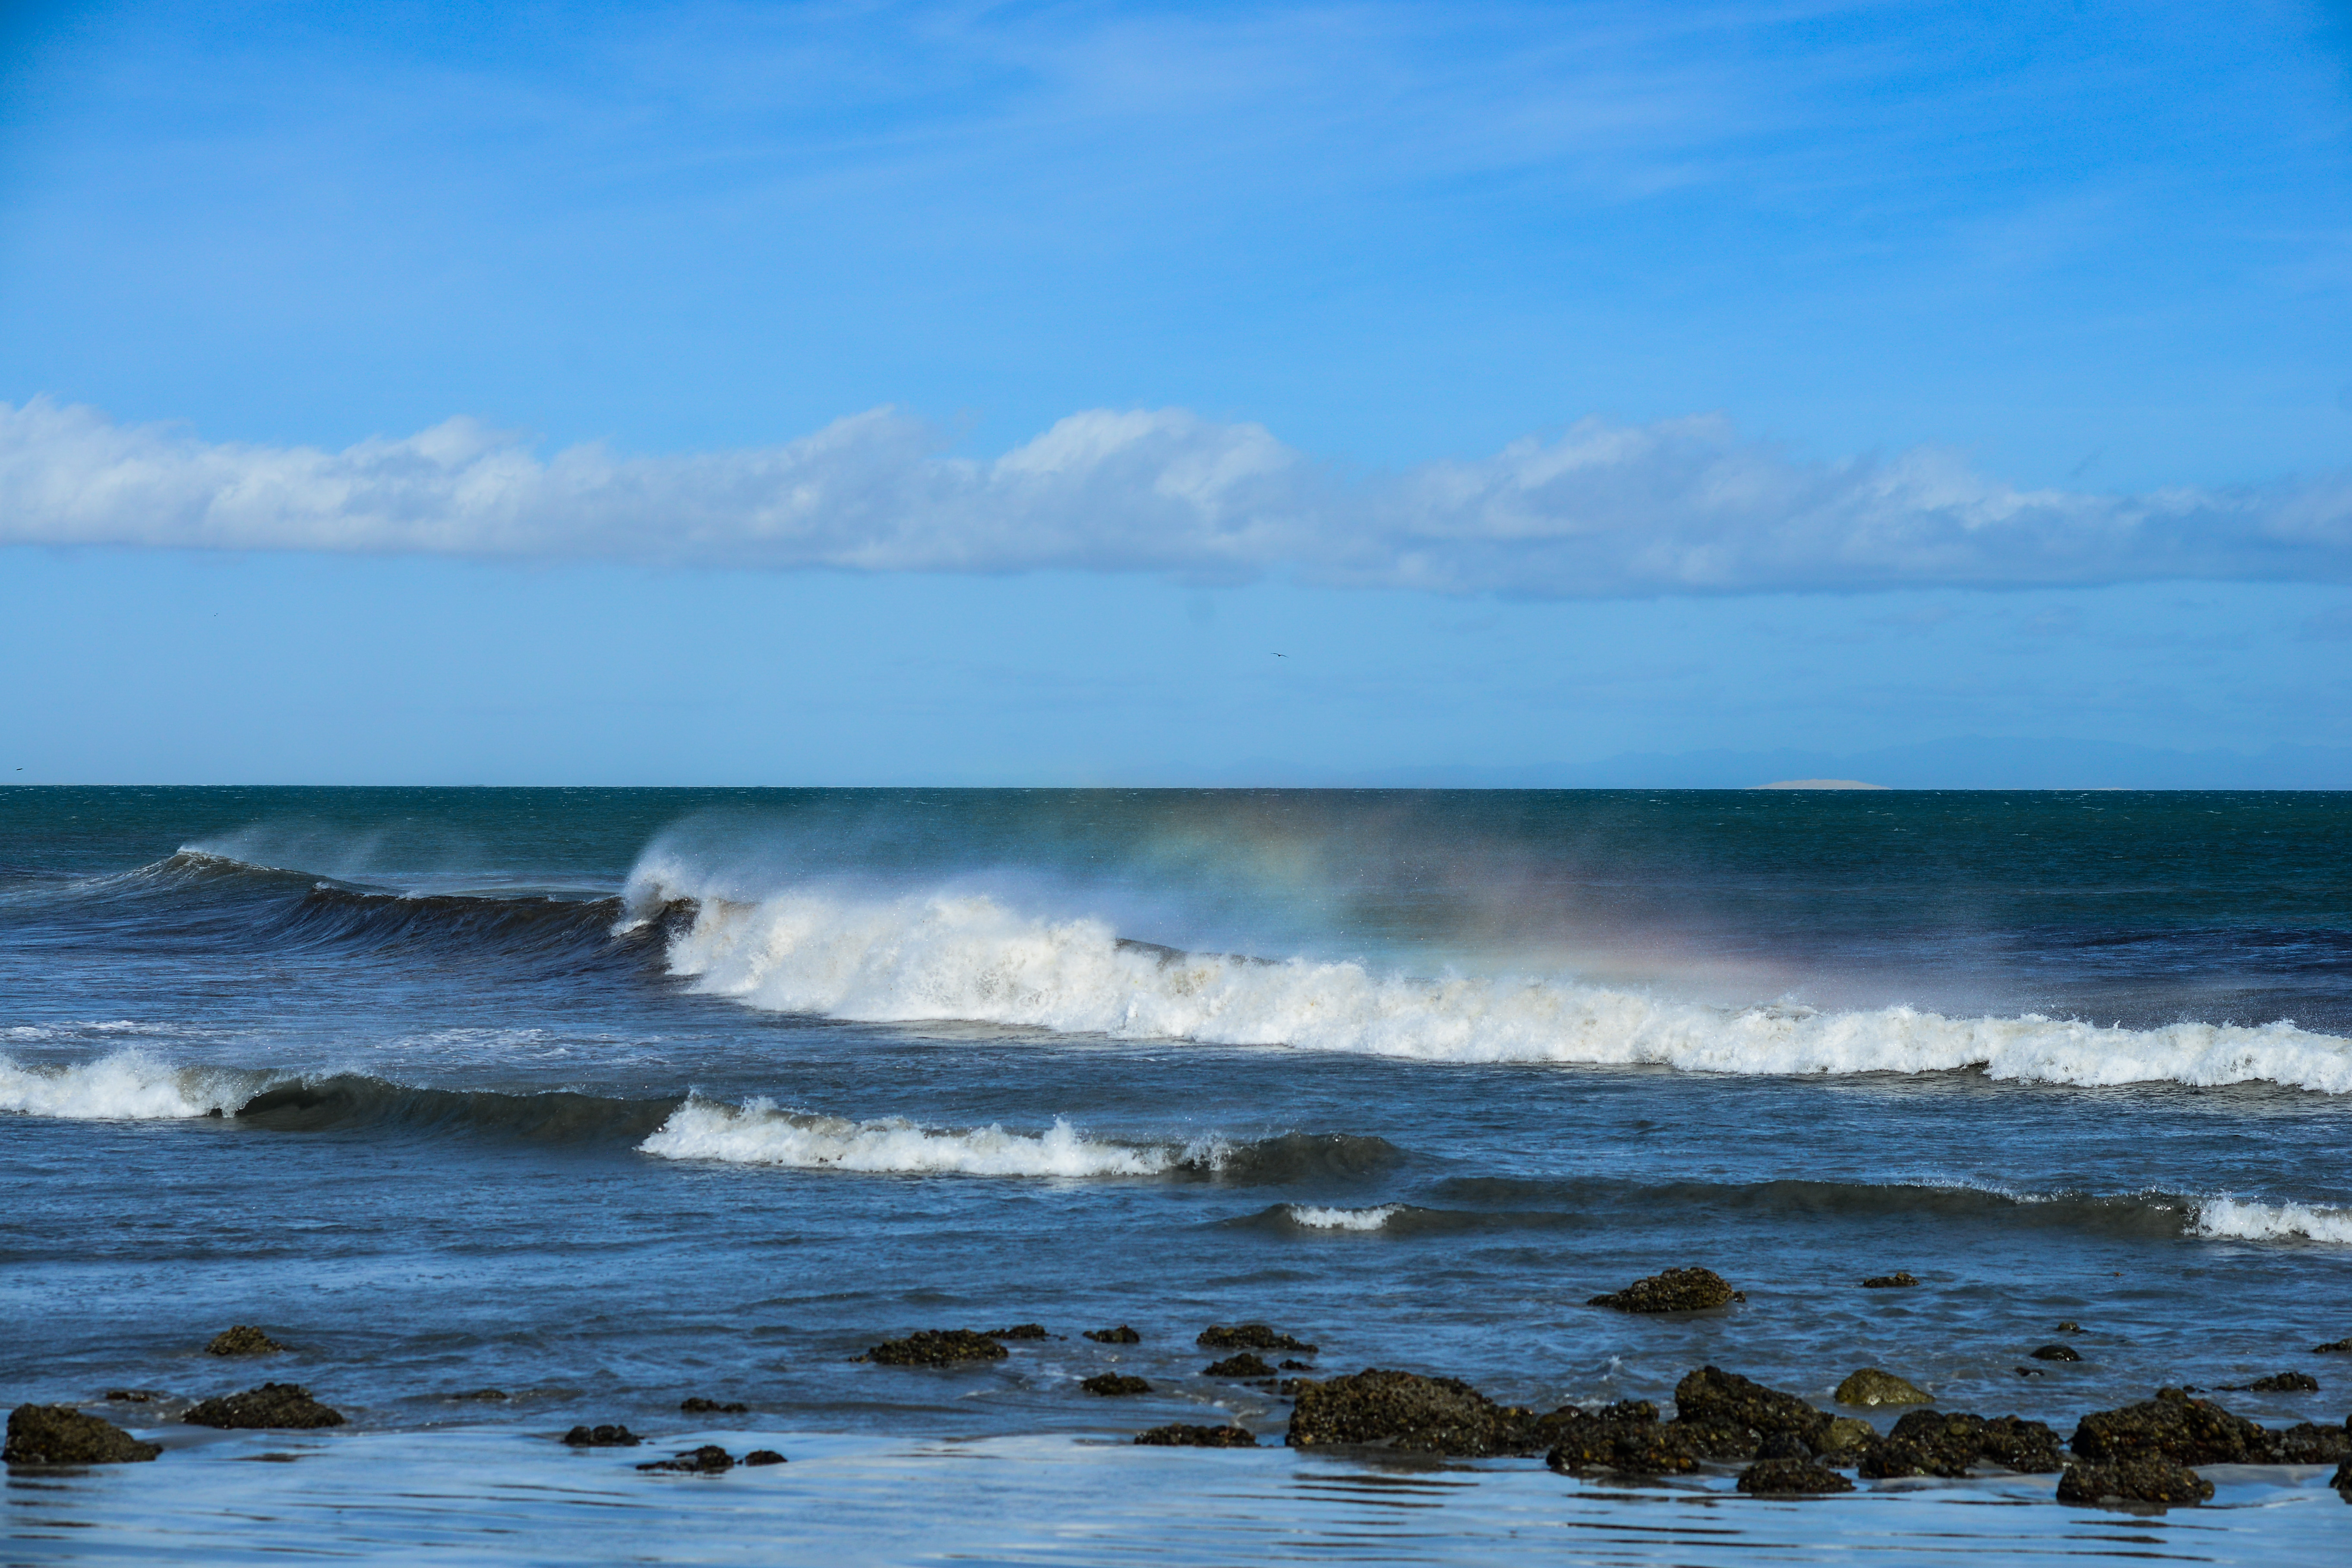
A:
[[1588, 1267, 1743, 1313], [1286, 1369, 1544, 1456], [2270, 1422, 2352, 1464], [562, 1424, 641, 1447], [2057, 1456, 2213, 1507], [1673, 1366, 1831, 1452], [1860, 1272, 1918, 1289], [2335, 1459, 2352, 1496], [2312, 1338, 2352, 1354], [638, 1444, 734, 1473], [1197, 1325, 1316, 1353], [744, 1449, 786, 1466], [1084, 1326, 1141, 1344], [680, 1397, 748, 1414], [183, 1384, 345, 1430], [1279, 1358, 1312, 1370], [1737, 1458, 1854, 1494], [1203, 1353, 1275, 1379], [1856, 1411, 2063, 1478], [2028, 1345, 2081, 1363], [104, 1390, 163, 1404], [205, 1326, 284, 1357], [858, 1330, 1008, 1366], [2071, 1389, 2270, 1467], [985, 1324, 1051, 1341], [2055, 1321, 2081, 1333], [1544, 1371, 1837, 1476], [5, 1404, 162, 1465], [2235, 1372, 2317, 1392], [1135, 1423, 1257, 1447], [1081, 1374, 1151, 1397]]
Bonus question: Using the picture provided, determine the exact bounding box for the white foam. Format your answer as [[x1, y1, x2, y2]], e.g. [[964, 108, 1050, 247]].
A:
[[1284, 1204, 1405, 1230], [627, 871, 2352, 1095], [2193, 1197, 2352, 1245], [638, 1097, 1177, 1177], [0, 1050, 253, 1119]]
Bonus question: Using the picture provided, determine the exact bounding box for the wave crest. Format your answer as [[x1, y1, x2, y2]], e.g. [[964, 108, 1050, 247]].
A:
[[637, 1098, 1181, 1177], [632, 875, 2352, 1093], [0, 1050, 263, 1119]]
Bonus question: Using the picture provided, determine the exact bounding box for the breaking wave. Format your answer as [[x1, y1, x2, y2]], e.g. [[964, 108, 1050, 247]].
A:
[[0, 1049, 265, 1119], [1282, 1203, 1406, 1230], [629, 873, 2352, 1094], [638, 1098, 1183, 1177], [2193, 1197, 2352, 1245]]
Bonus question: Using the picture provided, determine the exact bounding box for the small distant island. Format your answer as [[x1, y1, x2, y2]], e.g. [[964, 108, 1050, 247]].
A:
[[1752, 779, 1892, 790]]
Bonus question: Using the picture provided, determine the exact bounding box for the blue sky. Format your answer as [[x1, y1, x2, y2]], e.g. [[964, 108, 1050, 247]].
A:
[[2, 0, 2349, 784]]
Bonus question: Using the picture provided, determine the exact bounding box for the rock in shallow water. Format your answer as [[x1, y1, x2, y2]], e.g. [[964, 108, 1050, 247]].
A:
[[1737, 1457, 1854, 1494], [679, 1397, 748, 1413], [1834, 1369, 1929, 1407], [2071, 1388, 2270, 1466], [1856, 1411, 2063, 1478], [1860, 1272, 1918, 1289], [1285, 1368, 1538, 1456], [858, 1330, 1008, 1366], [1203, 1353, 1274, 1379], [744, 1449, 786, 1466], [562, 1425, 640, 1447], [1674, 1366, 1830, 1451], [1081, 1374, 1151, 1397], [2057, 1455, 2213, 1507], [638, 1444, 734, 1473], [984, 1324, 1051, 1341], [4, 1404, 161, 1465], [2236, 1371, 2317, 1392], [1587, 1267, 1743, 1313], [1135, 1423, 1257, 1447], [205, 1325, 284, 1357], [183, 1384, 345, 1430], [2028, 1345, 2081, 1363], [1197, 1324, 1316, 1353], [1084, 1326, 1141, 1344]]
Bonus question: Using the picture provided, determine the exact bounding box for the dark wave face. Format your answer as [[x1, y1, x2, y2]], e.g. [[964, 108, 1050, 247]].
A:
[[229, 1076, 684, 1142]]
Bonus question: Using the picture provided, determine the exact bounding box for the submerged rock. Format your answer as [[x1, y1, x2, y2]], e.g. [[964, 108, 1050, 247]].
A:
[[2057, 1455, 2213, 1507], [183, 1384, 345, 1430], [1860, 1272, 1919, 1289], [1197, 1324, 1316, 1353], [1084, 1326, 1142, 1344], [2028, 1345, 2082, 1363], [2055, 1321, 2082, 1333], [1135, 1423, 1257, 1448], [1587, 1267, 1743, 1313], [744, 1449, 786, 1466], [1286, 1368, 1538, 1456], [1835, 1369, 1929, 1407], [638, 1444, 734, 1474], [1737, 1457, 1854, 1494], [449, 1389, 508, 1402], [2311, 1338, 2351, 1354], [104, 1390, 164, 1404], [4, 1404, 162, 1465], [679, 1397, 748, 1414], [562, 1424, 640, 1447], [859, 1330, 1009, 1366], [1203, 1353, 1275, 1379], [985, 1324, 1052, 1341], [1081, 1374, 1152, 1397], [2072, 1389, 2270, 1466], [205, 1326, 284, 1357]]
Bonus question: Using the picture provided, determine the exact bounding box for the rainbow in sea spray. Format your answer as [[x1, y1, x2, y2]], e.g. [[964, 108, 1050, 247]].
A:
[[623, 856, 2352, 1096]]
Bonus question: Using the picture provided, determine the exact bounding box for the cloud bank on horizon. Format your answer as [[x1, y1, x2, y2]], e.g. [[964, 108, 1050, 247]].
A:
[[6, 396, 2347, 598]]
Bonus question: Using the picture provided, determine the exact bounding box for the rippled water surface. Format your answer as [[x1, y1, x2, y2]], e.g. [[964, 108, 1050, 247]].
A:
[[3, 787, 2349, 1563]]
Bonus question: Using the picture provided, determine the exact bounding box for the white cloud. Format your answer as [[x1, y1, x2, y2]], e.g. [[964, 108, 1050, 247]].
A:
[[2, 396, 2346, 596]]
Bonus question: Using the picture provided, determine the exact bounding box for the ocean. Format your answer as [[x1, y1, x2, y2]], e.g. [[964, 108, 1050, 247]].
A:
[[3, 785, 2348, 1564]]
